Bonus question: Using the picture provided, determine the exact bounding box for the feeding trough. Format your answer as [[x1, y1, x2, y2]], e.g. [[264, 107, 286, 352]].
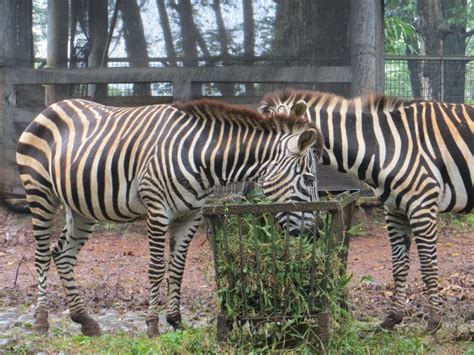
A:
[[202, 190, 359, 350]]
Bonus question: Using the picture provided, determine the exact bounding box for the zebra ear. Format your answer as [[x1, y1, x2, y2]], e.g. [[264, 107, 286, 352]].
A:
[[290, 100, 307, 118], [288, 128, 320, 156], [311, 130, 324, 161]]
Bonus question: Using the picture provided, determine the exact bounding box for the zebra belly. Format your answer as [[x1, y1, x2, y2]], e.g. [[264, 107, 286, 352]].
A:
[[52, 165, 148, 223], [439, 183, 474, 213]]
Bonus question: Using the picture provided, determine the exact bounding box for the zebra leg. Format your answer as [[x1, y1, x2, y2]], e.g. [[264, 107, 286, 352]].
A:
[[411, 214, 442, 334], [166, 214, 202, 329], [24, 187, 59, 334], [51, 208, 100, 336], [380, 210, 412, 331], [145, 209, 169, 337], [30, 211, 55, 334]]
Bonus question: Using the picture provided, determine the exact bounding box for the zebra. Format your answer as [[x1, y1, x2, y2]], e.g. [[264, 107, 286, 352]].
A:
[[259, 89, 473, 333], [16, 98, 323, 337]]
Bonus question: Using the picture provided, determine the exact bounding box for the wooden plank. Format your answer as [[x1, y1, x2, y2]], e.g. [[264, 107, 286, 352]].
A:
[[93, 96, 174, 106], [202, 193, 358, 216], [5, 105, 43, 124], [7, 66, 352, 85]]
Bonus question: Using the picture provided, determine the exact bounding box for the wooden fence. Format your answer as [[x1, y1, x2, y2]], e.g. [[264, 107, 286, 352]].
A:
[[1, 65, 368, 195]]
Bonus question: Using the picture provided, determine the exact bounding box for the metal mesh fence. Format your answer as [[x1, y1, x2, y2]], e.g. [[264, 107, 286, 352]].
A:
[[385, 56, 474, 104]]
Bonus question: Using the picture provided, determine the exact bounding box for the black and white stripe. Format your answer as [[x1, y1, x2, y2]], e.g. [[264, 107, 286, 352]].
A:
[[260, 89, 473, 333], [17, 98, 322, 336]]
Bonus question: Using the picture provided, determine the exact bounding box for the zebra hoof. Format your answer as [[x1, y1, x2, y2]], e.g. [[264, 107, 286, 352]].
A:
[[146, 319, 160, 338], [379, 312, 403, 331], [81, 318, 102, 336], [71, 313, 102, 336], [32, 312, 49, 334], [425, 312, 442, 335], [166, 313, 183, 330]]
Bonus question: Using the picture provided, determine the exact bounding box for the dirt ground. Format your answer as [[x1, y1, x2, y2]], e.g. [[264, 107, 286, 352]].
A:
[[0, 205, 472, 340]]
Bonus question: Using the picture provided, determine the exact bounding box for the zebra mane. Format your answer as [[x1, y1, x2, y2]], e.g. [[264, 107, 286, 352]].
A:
[[260, 89, 414, 114], [173, 99, 315, 133]]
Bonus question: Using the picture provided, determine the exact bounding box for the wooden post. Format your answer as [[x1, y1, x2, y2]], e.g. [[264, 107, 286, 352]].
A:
[[45, 0, 69, 105], [172, 79, 193, 101], [0, 0, 34, 195], [349, 0, 384, 97]]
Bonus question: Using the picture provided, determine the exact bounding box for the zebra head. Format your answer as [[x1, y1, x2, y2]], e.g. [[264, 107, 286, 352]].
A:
[[260, 96, 308, 120], [259, 125, 323, 237]]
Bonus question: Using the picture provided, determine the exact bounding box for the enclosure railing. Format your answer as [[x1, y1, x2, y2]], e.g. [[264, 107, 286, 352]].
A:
[[9, 65, 351, 104], [385, 55, 474, 104], [32, 55, 352, 99]]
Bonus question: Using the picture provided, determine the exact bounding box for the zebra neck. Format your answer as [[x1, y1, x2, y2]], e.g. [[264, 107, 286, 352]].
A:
[[196, 130, 278, 188], [316, 109, 380, 189]]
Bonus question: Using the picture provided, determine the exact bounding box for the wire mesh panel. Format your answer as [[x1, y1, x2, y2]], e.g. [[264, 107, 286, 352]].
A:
[[202, 191, 358, 351], [385, 56, 474, 103]]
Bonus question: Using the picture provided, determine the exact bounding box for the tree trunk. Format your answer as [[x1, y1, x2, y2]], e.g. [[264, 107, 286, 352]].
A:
[[416, 0, 444, 100], [45, 0, 69, 105], [272, 0, 327, 63], [69, 0, 79, 68], [243, 0, 255, 96], [88, 0, 108, 98], [271, 0, 352, 96], [0, 0, 34, 67], [172, 0, 211, 61], [172, 0, 198, 66], [17, 0, 34, 67], [119, 0, 150, 96], [213, 0, 229, 54], [171, 0, 211, 98], [156, 0, 177, 66], [212, 0, 233, 96], [102, 0, 121, 67], [415, 0, 468, 102], [441, 0, 467, 103], [406, 37, 422, 99], [350, 0, 383, 97]]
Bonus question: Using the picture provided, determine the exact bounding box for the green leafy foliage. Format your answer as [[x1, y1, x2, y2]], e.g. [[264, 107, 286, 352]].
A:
[[211, 198, 351, 351], [439, 213, 474, 232], [384, 16, 419, 55]]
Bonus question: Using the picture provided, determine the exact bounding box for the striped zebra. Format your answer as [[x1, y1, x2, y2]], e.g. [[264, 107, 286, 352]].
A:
[[260, 89, 473, 333], [16, 98, 322, 337]]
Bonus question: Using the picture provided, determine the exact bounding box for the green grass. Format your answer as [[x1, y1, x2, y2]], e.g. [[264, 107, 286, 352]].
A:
[[439, 213, 474, 233], [2, 321, 472, 354], [2, 327, 219, 354]]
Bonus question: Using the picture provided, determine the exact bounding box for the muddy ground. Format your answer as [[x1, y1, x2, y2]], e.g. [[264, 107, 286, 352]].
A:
[[0, 205, 472, 341]]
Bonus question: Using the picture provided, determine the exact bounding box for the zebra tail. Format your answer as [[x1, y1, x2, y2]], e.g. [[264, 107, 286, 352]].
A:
[[0, 193, 30, 214]]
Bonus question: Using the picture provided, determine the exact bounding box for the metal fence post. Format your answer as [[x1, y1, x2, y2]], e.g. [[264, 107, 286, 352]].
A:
[[440, 58, 445, 102]]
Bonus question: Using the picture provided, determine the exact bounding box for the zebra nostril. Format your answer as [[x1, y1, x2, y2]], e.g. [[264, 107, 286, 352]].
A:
[[303, 175, 316, 186], [277, 106, 288, 114]]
